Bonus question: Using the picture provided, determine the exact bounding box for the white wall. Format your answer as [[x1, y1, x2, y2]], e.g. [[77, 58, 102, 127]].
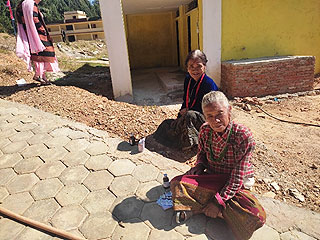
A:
[[202, 0, 222, 86], [100, 0, 133, 101]]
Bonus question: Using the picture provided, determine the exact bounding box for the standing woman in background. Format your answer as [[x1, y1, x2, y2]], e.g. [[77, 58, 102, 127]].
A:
[[16, 0, 60, 85]]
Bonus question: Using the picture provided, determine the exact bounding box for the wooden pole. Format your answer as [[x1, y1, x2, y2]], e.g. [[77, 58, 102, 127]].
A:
[[0, 206, 86, 240]]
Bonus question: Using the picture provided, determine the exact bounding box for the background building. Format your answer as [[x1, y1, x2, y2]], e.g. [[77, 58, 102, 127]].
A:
[[47, 11, 104, 42]]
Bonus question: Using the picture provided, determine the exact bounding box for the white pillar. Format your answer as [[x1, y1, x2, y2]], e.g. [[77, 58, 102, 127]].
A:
[[202, 0, 222, 87], [100, 0, 133, 101]]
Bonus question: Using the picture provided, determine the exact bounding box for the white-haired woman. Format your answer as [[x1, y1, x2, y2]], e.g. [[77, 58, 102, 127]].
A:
[[153, 50, 218, 150], [170, 91, 266, 240]]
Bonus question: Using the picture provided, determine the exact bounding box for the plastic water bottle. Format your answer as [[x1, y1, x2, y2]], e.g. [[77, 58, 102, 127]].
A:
[[138, 137, 145, 152], [163, 173, 170, 192], [129, 134, 136, 146]]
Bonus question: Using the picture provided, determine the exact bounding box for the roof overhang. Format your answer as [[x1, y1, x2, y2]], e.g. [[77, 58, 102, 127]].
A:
[[122, 0, 192, 14]]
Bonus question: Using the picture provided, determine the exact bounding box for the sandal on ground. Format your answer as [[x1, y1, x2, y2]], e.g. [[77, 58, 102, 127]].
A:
[[34, 77, 45, 84], [42, 79, 52, 85], [175, 211, 193, 224]]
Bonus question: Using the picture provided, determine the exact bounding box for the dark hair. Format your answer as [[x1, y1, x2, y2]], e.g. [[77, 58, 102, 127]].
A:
[[185, 49, 208, 67]]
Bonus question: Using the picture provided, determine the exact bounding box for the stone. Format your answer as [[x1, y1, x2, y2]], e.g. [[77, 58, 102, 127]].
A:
[[51, 205, 88, 231], [15, 227, 52, 240], [49, 127, 74, 137], [112, 219, 151, 240], [67, 130, 90, 140], [35, 161, 66, 179], [108, 159, 136, 176], [64, 139, 90, 152], [0, 128, 17, 138], [0, 138, 10, 148], [0, 192, 34, 215], [0, 153, 23, 169], [80, 212, 117, 239], [111, 196, 145, 221], [59, 165, 89, 185], [83, 170, 114, 191], [109, 175, 139, 197], [140, 202, 174, 229], [30, 178, 63, 200], [27, 133, 52, 145], [132, 164, 159, 182], [21, 143, 48, 158], [270, 182, 281, 191], [85, 154, 113, 171], [62, 150, 90, 167], [187, 234, 211, 240], [280, 229, 316, 240], [44, 135, 70, 148], [81, 189, 116, 214], [149, 156, 173, 170], [13, 157, 43, 174], [257, 197, 320, 236], [148, 229, 184, 240], [244, 104, 252, 111], [31, 124, 56, 135], [23, 198, 61, 224], [250, 225, 280, 240], [85, 141, 110, 156], [0, 218, 25, 239], [262, 191, 276, 199], [174, 214, 207, 237], [205, 218, 235, 239], [1, 141, 28, 154], [0, 187, 9, 202], [9, 130, 34, 142], [6, 173, 39, 194], [136, 181, 163, 202], [14, 122, 38, 132], [263, 178, 272, 184], [0, 168, 16, 186], [289, 188, 305, 202], [39, 147, 68, 162], [55, 184, 89, 206]]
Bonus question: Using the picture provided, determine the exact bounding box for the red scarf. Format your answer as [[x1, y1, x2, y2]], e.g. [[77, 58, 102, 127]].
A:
[[186, 74, 205, 109]]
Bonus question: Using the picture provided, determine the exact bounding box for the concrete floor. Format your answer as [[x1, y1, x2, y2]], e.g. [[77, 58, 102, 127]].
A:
[[131, 67, 186, 106]]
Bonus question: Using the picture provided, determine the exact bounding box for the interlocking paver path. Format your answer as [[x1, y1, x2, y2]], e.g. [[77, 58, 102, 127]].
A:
[[0, 99, 319, 240]]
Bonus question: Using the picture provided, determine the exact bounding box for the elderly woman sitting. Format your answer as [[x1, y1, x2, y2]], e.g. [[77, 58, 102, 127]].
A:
[[170, 91, 266, 240], [153, 50, 218, 150]]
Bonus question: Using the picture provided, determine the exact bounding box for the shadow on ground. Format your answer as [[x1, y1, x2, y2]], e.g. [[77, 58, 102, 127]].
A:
[[0, 83, 40, 97], [53, 63, 114, 99], [145, 134, 197, 164], [111, 186, 235, 239]]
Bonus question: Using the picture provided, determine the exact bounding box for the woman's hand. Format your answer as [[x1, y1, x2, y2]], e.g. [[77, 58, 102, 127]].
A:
[[185, 164, 205, 175], [202, 202, 221, 218], [179, 108, 187, 116]]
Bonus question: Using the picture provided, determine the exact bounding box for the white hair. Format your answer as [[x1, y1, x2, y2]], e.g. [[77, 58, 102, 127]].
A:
[[202, 91, 230, 110]]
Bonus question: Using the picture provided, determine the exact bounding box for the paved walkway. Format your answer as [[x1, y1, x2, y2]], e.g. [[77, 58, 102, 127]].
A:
[[0, 99, 319, 240]]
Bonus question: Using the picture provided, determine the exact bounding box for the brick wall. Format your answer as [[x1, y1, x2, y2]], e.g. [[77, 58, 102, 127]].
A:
[[221, 56, 315, 97]]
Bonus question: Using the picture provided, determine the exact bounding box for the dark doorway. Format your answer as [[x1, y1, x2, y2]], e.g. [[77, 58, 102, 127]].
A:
[[68, 35, 75, 42], [175, 20, 180, 67], [187, 15, 191, 53]]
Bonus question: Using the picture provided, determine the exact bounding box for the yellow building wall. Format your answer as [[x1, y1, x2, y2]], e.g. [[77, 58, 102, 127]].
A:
[[76, 34, 93, 41], [126, 12, 177, 69], [176, 5, 201, 69], [74, 23, 90, 30], [222, 0, 320, 73]]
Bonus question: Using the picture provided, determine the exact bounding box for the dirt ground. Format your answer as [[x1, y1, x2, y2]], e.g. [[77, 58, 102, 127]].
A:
[[1, 33, 320, 212]]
